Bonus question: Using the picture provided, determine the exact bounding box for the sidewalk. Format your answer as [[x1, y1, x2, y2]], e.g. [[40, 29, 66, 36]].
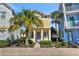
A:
[[0, 48, 79, 56]]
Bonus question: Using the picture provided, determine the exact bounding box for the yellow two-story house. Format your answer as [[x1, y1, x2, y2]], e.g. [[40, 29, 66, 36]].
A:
[[28, 13, 51, 42]]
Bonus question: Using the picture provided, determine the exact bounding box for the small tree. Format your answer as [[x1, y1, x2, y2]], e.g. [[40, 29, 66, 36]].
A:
[[9, 9, 43, 46], [51, 11, 63, 42]]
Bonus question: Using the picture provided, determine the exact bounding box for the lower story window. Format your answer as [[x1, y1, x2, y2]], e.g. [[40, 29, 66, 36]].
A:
[[30, 32, 33, 38], [43, 32, 48, 37]]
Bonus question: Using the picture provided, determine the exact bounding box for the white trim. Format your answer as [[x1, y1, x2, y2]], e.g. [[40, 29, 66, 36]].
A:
[[65, 10, 79, 14], [41, 29, 43, 41], [33, 30, 36, 42], [65, 26, 79, 29], [49, 29, 51, 41]]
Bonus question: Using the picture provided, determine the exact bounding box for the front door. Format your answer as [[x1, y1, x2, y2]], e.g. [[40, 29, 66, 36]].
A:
[[36, 32, 41, 42]]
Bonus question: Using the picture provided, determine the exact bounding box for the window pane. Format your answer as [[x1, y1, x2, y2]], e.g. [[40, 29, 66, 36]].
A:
[[1, 11, 6, 19], [1, 15, 5, 19], [44, 32, 48, 37], [30, 32, 33, 38], [0, 11, 1, 13], [2, 11, 6, 14]]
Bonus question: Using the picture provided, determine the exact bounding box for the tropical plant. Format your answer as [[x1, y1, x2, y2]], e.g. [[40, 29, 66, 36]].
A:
[[71, 44, 79, 48], [9, 9, 43, 46], [40, 40, 52, 48], [54, 42, 62, 48], [51, 11, 63, 42], [61, 41, 69, 48], [0, 26, 7, 33], [28, 39, 35, 47]]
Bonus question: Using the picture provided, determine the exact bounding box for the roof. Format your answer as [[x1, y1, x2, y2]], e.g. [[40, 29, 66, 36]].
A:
[[51, 20, 60, 24], [33, 10, 51, 18], [0, 3, 15, 15]]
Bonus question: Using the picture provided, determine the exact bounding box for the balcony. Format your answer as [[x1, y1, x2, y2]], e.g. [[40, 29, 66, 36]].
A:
[[67, 20, 79, 27], [65, 5, 79, 11]]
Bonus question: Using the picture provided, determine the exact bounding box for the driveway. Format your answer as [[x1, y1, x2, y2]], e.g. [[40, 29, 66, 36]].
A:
[[0, 48, 79, 56]]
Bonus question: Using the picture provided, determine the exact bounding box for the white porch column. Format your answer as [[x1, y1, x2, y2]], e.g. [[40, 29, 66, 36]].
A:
[[62, 3, 67, 28], [41, 29, 43, 41], [49, 29, 51, 41], [33, 30, 36, 42]]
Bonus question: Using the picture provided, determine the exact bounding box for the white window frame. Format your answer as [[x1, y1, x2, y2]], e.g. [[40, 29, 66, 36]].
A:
[[0, 11, 6, 19]]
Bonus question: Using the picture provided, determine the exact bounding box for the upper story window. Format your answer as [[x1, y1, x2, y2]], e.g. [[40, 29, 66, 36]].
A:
[[65, 3, 79, 11], [65, 3, 72, 7], [70, 16, 74, 20], [67, 14, 79, 21], [72, 3, 79, 6], [41, 16, 49, 18], [65, 3, 79, 7], [0, 11, 6, 19]]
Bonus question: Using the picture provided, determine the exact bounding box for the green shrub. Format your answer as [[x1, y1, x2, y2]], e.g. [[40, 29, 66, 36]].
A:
[[40, 40, 52, 48], [0, 40, 9, 47], [61, 41, 69, 48], [54, 42, 62, 48], [28, 39, 35, 47], [71, 44, 79, 48], [53, 41, 69, 48]]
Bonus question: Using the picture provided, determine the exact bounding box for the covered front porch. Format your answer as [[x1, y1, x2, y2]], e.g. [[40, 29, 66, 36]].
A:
[[29, 28, 51, 42]]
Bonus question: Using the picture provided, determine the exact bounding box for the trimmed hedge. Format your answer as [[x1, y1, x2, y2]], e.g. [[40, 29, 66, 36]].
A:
[[40, 40, 52, 48], [0, 40, 9, 47]]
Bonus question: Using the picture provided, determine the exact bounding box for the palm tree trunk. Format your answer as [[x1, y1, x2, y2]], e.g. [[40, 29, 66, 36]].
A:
[[55, 22, 59, 42], [25, 37, 28, 46], [25, 28, 30, 46], [25, 28, 28, 46]]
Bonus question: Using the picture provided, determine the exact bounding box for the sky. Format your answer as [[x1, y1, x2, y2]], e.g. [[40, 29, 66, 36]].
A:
[[8, 3, 59, 27], [8, 3, 59, 14]]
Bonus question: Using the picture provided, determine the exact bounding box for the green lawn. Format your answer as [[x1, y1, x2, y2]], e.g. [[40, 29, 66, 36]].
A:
[[0, 40, 9, 47]]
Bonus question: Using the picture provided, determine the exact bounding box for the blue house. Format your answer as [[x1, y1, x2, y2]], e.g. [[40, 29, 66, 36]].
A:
[[59, 3, 79, 44]]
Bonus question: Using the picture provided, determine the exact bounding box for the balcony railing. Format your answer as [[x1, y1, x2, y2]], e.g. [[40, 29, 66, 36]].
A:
[[65, 5, 79, 11], [67, 20, 79, 27]]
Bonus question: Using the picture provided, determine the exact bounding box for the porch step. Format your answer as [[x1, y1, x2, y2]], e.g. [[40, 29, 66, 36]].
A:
[[34, 42, 40, 48]]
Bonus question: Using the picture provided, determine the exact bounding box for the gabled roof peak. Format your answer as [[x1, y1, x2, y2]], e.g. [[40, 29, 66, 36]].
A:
[[0, 3, 15, 15]]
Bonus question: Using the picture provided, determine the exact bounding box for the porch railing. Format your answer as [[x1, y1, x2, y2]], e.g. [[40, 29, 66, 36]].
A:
[[67, 20, 79, 27], [65, 5, 79, 11]]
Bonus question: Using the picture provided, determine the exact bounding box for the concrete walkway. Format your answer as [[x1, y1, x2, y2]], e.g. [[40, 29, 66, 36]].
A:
[[0, 48, 79, 56]]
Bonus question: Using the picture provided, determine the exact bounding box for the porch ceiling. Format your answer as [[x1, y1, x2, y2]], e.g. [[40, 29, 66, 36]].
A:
[[29, 28, 50, 32]]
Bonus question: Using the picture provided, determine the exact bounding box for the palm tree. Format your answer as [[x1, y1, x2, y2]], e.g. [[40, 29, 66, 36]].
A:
[[51, 11, 63, 42], [9, 9, 43, 46]]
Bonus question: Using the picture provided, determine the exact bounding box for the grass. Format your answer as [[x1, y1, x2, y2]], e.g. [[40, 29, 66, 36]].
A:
[[0, 40, 9, 47]]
